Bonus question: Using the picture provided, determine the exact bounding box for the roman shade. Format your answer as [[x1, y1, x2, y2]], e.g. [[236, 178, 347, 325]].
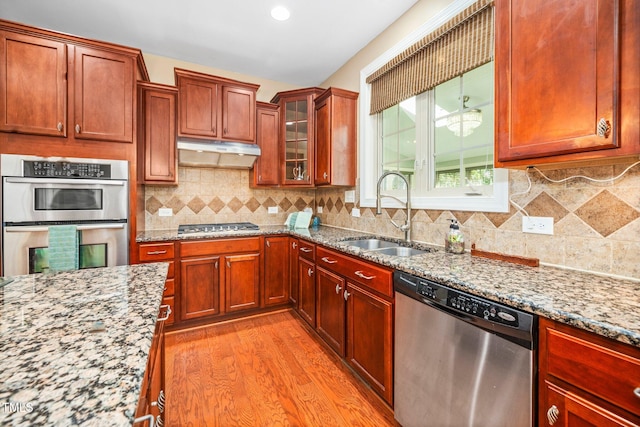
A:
[[366, 0, 494, 114]]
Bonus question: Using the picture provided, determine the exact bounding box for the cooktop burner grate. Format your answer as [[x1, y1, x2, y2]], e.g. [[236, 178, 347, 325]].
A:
[[178, 222, 260, 235]]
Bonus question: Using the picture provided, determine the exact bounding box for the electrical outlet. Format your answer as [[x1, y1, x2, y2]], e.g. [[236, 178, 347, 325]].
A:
[[522, 216, 554, 235], [158, 208, 172, 217], [351, 208, 361, 217], [317, 206, 323, 214], [268, 206, 278, 214], [345, 190, 355, 203]]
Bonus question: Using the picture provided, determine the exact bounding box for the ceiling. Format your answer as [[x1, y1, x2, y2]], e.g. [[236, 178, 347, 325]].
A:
[[1, 0, 419, 87]]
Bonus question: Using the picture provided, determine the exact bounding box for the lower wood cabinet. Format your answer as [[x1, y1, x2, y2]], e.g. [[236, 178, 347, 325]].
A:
[[289, 238, 299, 308], [539, 318, 640, 427], [263, 236, 290, 307], [224, 252, 260, 313], [316, 266, 346, 355], [138, 242, 176, 326], [180, 256, 221, 320], [298, 257, 316, 327]]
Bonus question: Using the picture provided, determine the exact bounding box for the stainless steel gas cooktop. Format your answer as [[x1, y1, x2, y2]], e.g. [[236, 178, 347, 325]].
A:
[[177, 222, 260, 235]]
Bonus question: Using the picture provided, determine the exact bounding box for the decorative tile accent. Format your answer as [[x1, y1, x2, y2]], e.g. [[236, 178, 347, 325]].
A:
[[208, 197, 225, 213], [166, 196, 185, 214], [187, 196, 206, 214], [574, 190, 640, 237], [279, 197, 293, 211], [484, 205, 517, 229], [294, 197, 307, 211], [145, 196, 162, 215], [228, 197, 244, 213], [524, 191, 569, 222], [245, 197, 261, 212], [427, 210, 444, 222], [263, 197, 276, 208], [452, 211, 473, 225], [318, 197, 325, 207], [335, 198, 344, 213], [326, 198, 334, 211], [385, 208, 399, 219]]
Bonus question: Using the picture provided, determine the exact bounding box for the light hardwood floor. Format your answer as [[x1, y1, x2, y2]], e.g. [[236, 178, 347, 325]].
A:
[[164, 309, 396, 426]]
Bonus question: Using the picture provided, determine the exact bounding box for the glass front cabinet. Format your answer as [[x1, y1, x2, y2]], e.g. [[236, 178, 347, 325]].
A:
[[271, 88, 324, 186]]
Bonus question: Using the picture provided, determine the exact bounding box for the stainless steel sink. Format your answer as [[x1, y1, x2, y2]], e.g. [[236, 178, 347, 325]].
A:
[[341, 239, 399, 250], [371, 246, 429, 257]]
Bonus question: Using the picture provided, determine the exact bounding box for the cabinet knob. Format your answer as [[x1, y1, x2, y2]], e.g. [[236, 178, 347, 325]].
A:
[[259, 174, 262, 182], [546, 405, 559, 425], [212, 126, 216, 134], [157, 304, 172, 322], [292, 242, 297, 249], [307, 267, 313, 277], [227, 260, 231, 268], [215, 261, 219, 269], [266, 240, 271, 248], [343, 289, 351, 301], [223, 127, 227, 135], [597, 118, 611, 138], [634, 387, 640, 398], [335, 284, 342, 294], [57, 122, 63, 132], [75, 124, 81, 133], [323, 172, 328, 179]]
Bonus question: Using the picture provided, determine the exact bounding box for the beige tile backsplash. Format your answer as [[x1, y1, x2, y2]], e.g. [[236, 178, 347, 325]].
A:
[[145, 162, 640, 279]]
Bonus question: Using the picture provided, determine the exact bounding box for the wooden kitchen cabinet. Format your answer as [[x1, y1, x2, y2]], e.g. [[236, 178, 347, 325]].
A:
[[539, 318, 640, 426], [252, 102, 280, 186], [315, 246, 394, 405], [289, 238, 299, 308], [0, 31, 67, 137], [137, 82, 177, 184], [224, 252, 260, 313], [314, 88, 358, 186], [263, 236, 290, 307], [495, 0, 640, 167], [297, 239, 317, 327], [180, 255, 221, 320], [271, 87, 324, 186], [138, 242, 176, 326], [175, 68, 258, 143]]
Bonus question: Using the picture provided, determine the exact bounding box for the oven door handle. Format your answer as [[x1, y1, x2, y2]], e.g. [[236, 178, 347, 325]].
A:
[[4, 224, 126, 233], [4, 177, 126, 186]]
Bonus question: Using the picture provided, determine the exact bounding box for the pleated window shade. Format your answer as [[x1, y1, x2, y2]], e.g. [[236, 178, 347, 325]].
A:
[[366, 0, 494, 115]]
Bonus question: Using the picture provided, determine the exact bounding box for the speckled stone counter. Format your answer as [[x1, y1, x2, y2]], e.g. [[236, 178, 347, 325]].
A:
[[0, 263, 168, 426], [137, 225, 640, 348]]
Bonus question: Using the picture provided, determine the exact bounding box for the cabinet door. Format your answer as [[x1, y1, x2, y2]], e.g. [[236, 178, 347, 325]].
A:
[[298, 257, 316, 327], [141, 85, 177, 183], [253, 103, 280, 186], [346, 282, 394, 405], [0, 31, 67, 137], [543, 381, 639, 427], [314, 96, 331, 185], [496, 0, 620, 162], [316, 266, 346, 356], [73, 45, 133, 143], [263, 236, 289, 307], [180, 256, 220, 320], [281, 94, 314, 186], [289, 238, 299, 307], [222, 85, 255, 143], [178, 76, 218, 139], [224, 253, 260, 313]]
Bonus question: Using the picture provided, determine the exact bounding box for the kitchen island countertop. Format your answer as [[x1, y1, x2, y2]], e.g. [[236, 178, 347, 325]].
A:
[[0, 263, 168, 426], [138, 225, 640, 348]]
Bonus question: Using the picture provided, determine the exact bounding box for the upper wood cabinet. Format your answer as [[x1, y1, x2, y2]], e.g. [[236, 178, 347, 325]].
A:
[[0, 31, 67, 137], [137, 82, 177, 184], [0, 20, 147, 145], [175, 68, 259, 143], [252, 102, 280, 186], [271, 87, 324, 186], [314, 88, 358, 186], [495, 0, 639, 167]]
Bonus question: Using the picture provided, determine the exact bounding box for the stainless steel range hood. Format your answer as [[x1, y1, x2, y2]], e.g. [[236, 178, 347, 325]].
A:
[[177, 140, 261, 168]]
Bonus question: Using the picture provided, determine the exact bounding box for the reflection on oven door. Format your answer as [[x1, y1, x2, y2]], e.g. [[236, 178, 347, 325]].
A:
[[2, 223, 128, 276]]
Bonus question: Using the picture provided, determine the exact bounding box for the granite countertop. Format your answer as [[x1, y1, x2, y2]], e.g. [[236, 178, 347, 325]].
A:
[[0, 263, 168, 426], [138, 225, 640, 348]]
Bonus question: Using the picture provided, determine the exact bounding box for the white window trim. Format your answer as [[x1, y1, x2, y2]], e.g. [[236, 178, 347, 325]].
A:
[[359, 0, 509, 213]]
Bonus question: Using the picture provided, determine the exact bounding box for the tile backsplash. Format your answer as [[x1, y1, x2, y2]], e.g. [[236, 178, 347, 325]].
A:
[[144, 162, 640, 280]]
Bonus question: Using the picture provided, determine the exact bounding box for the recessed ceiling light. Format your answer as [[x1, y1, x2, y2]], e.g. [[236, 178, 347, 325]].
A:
[[271, 6, 290, 21]]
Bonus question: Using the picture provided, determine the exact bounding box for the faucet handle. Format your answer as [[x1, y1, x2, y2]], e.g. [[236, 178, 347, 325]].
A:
[[390, 219, 401, 229]]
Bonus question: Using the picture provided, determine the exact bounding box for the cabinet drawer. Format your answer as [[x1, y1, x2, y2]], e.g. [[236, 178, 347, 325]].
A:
[[166, 261, 174, 279], [316, 247, 393, 298], [161, 295, 175, 326], [139, 242, 175, 261], [298, 240, 316, 261], [179, 237, 260, 257], [543, 321, 640, 416], [164, 278, 175, 296]]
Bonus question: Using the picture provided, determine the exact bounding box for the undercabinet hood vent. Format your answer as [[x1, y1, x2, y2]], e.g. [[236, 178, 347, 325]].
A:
[[177, 140, 260, 169]]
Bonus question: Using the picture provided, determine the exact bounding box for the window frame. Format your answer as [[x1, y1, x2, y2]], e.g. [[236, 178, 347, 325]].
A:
[[358, 0, 509, 213]]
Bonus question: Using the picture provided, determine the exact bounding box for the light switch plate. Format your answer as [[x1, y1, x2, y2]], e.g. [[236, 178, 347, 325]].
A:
[[345, 190, 355, 203], [522, 216, 554, 235], [158, 208, 172, 217], [351, 208, 361, 217], [317, 206, 323, 214], [268, 206, 278, 214]]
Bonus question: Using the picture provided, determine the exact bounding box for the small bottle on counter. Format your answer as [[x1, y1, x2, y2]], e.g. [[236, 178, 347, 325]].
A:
[[445, 219, 465, 254]]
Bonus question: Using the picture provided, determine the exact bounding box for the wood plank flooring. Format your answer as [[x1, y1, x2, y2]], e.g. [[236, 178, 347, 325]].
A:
[[164, 309, 396, 426]]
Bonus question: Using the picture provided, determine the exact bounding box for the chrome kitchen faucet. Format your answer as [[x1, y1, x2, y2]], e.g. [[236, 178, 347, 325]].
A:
[[376, 171, 412, 242]]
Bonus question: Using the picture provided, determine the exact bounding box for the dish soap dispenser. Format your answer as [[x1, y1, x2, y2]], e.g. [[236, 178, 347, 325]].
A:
[[445, 219, 465, 254]]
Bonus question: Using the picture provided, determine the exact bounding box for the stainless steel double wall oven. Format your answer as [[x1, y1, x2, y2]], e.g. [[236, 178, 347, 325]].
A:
[[1, 154, 129, 276]]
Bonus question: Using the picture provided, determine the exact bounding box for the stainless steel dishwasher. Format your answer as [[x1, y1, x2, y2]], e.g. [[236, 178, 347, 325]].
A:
[[394, 271, 535, 427]]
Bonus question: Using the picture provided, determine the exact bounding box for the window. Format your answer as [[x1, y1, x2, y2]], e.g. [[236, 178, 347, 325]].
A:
[[360, 0, 508, 212]]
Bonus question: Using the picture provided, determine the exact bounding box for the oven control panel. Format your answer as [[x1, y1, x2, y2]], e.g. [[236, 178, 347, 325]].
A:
[[23, 161, 111, 179]]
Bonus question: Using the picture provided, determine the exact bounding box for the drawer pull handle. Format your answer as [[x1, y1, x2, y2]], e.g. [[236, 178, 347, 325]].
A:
[[75, 124, 81, 133], [355, 270, 375, 280], [157, 304, 172, 322], [300, 247, 312, 253], [57, 122, 63, 132], [266, 240, 271, 248], [307, 267, 313, 277], [147, 250, 167, 255], [227, 261, 231, 268], [634, 387, 640, 399], [321, 257, 337, 264], [335, 284, 342, 294], [547, 405, 559, 425], [596, 118, 611, 138]]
